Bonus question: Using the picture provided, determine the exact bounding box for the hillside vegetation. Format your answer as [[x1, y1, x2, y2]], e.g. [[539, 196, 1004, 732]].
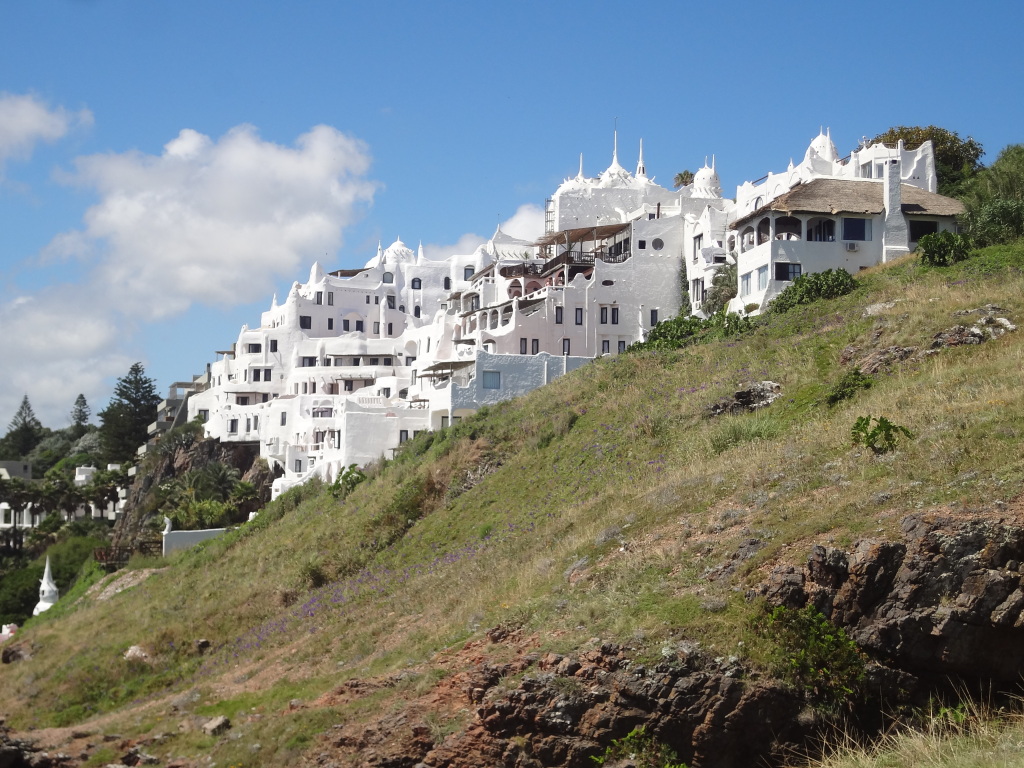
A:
[[2, 244, 1024, 766]]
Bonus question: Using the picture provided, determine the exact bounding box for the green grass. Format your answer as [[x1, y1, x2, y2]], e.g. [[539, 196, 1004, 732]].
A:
[[1, 244, 1023, 764]]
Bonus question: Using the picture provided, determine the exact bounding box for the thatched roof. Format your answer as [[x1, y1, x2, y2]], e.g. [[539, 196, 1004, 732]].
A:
[[534, 223, 630, 248], [731, 179, 964, 229]]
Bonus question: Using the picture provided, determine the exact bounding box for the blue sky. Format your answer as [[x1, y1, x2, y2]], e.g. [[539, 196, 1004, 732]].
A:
[[1, 0, 1022, 426]]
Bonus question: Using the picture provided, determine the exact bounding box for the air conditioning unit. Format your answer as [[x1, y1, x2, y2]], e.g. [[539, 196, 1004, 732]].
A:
[[845, 242, 859, 252]]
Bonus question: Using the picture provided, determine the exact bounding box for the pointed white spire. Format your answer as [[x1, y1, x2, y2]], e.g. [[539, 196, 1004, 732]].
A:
[[612, 128, 619, 166], [417, 241, 425, 264], [577, 152, 585, 179], [636, 138, 646, 178], [33, 556, 59, 616], [271, 292, 278, 308]]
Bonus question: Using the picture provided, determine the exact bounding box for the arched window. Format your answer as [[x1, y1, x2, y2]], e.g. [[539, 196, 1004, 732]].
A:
[[383, 272, 394, 284], [443, 276, 451, 290], [411, 277, 422, 289], [399, 305, 405, 313]]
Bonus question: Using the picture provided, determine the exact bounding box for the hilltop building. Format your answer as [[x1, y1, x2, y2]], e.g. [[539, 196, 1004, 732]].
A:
[[177, 130, 963, 497]]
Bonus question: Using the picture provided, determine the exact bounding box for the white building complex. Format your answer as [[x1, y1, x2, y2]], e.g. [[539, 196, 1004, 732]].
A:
[[179, 130, 962, 496]]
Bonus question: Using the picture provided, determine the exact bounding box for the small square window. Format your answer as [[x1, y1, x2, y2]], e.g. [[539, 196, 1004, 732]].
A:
[[520, 338, 528, 354], [315, 291, 322, 305], [618, 340, 626, 353], [482, 371, 501, 389], [774, 262, 802, 281], [531, 339, 539, 354], [611, 307, 619, 324], [294, 459, 302, 473], [555, 306, 563, 324], [365, 295, 370, 304], [343, 319, 350, 331], [299, 315, 312, 329], [562, 338, 570, 356], [602, 339, 610, 354], [269, 339, 277, 352], [650, 309, 658, 326], [638, 239, 647, 249], [327, 291, 334, 305], [327, 318, 334, 330], [575, 308, 583, 325], [373, 322, 380, 334], [600, 306, 608, 324], [355, 320, 364, 332]]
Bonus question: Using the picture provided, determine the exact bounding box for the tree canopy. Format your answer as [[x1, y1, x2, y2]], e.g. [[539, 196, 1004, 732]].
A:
[[70, 394, 91, 440], [673, 170, 694, 189], [959, 144, 1024, 246], [1, 395, 43, 459], [868, 125, 984, 198], [98, 363, 161, 463]]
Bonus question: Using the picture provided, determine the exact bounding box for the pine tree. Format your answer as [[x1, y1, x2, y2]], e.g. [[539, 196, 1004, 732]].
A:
[[3, 395, 43, 457], [70, 394, 91, 440], [98, 363, 161, 463]]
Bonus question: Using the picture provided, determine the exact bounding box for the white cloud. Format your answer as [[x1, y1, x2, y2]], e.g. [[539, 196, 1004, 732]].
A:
[[500, 203, 544, 242], [48, 124, 378, 320], [1, 123, 378, 426], [0, 286, 132, 429], [422, 232, 486, 262], [421, 203, 544, 261], [0, 92, 92, 174]]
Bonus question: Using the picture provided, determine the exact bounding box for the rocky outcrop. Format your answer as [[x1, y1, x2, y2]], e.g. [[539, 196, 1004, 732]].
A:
[[327, 642, 810, 768], [762, 512, 1024, 685], [112, 438, 277, 549], [0, 719, 74, 767], [706, 381, 782, 417]]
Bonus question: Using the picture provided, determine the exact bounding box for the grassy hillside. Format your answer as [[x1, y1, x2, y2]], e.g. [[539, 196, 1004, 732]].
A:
[[2, 244, 1023, 766]]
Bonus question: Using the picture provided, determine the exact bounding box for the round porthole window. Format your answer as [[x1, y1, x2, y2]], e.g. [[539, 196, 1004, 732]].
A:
[[652, 238, 664, 251]]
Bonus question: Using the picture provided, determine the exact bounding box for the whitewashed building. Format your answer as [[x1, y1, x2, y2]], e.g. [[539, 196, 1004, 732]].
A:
[[180, 128, 964, 496], [682, 130, 962, 316]]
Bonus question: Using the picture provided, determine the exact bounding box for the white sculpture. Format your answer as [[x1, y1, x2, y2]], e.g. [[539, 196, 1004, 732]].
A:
[[33, 556, 59, 616]]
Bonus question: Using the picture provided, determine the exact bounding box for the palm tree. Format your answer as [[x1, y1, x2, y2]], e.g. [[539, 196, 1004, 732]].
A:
[[673, 170, 694, 189], [702, 263, 738, 315]]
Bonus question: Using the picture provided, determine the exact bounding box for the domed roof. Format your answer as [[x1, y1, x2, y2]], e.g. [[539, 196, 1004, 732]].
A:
[[381, 238, 415, 265], [804, 128, 839, 163], [691, 157, 722, 198]]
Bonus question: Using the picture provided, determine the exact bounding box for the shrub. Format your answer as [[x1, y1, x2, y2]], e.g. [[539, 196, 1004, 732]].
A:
[[630, 310, 752, 352], [851, 415, 913, 454], [826, 369, 873, 406], [766, 268, 858, 314], [592, 726, 687, 768], [754, 605, 866, 710], [327, 464, 367, 500], [918, 230, 971, 267]]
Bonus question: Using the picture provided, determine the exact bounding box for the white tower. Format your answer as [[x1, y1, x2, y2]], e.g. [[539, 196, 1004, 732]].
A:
[[33, 556, 59, 616]]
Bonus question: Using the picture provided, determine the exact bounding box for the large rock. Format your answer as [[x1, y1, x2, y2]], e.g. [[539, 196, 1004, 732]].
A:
[[762, 512, 1024, 684]]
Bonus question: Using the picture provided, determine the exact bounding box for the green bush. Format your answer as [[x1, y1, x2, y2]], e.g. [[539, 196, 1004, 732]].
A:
[[327, 464, 367, 500], [630, 310, 752, 352], [766, 268, 858, 314], [918, 230, 971, 267], [754, 605, 866, 710], [592, 726, 687, 768], [826, 369, 873, 406], [851, 415, 913, 454]]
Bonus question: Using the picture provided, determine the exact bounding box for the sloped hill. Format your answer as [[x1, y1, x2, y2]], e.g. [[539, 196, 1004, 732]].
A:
[[1, 245, 1023, 767]]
